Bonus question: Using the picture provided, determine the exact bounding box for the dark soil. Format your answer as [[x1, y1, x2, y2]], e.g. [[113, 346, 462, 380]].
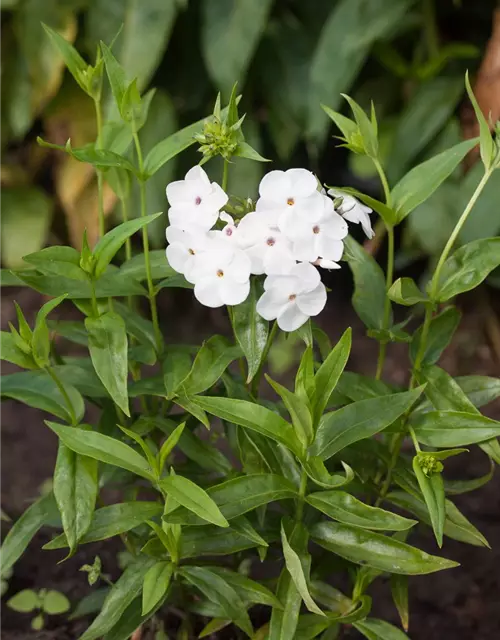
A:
[[1, 286, 500, 639]]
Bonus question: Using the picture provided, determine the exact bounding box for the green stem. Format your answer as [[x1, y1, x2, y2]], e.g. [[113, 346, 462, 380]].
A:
[[46, 366, 77, 425], [295, 468, 308, 522], [90, 279, 100, 318], [409, 426, 421, 453], [251, 321, 278, 397], [375, 432, 404, 507], [133, 131, 162, 353], [120, 196, 132, 262], [94, 98, 105, 239], [422, 0, 439, 59], [222, 158, 229, 192], [373, 157, 391, 207]]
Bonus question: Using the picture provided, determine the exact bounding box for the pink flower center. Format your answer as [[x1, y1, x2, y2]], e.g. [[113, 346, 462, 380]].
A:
[[195, 196, 202, 205], [216, 269, 224, 278], [313, 225, 320, 234], [266, 237, 276, 246], [225, 227, 233, 236], [288, 294, 297, 301]]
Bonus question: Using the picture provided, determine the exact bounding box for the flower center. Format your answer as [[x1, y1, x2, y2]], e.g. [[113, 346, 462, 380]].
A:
[[216, 269, 224, 278], [188, 248, 195, 255], [288, 294, 297, 301], [195, 196, 202, 205], [225, 227, 233, 236], [266, 237, 276, 246], [312, 225, 320, 234], [287, 198, 295, 206]]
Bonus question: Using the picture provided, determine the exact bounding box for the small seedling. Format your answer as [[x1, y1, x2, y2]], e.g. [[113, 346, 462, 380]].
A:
[[6, 588, 70, 630]]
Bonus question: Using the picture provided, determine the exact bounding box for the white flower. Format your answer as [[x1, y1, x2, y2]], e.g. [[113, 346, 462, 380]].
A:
[[165, 226, 211, 279], [256, 262, 327, 332], [166, 166, 228, 232], [256, 168, 323, 229], [186, 241, 251, 308], [288, 195, 348, 266], [328, 189, 374, 239], [210, 212, 239, 244], [236, 213, 295, 275]]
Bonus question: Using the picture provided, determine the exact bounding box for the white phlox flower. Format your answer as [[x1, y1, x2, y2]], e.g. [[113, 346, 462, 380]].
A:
[[166, 165, 228, 232], [288, 194, 348, 266], [236, 213, 295, 275], [185, 240, 251, 308], [165, 226, 211, 279], [256, 262, 327, 332], [256, 168, 323, 230], [210, 212, 239, 244], [327, 189, 374, 239]]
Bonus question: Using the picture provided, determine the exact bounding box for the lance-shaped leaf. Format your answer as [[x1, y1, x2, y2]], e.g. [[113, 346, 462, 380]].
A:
[[142, 561, 173, 615], [412, 456, 445, 547], [390, 574, 409, 633], [410, 411, 500, 447], [207, 567, 281, 608], [266, 374, 314, 448], [32, 294, 68, 369], [85, 312, 129, 416], [23, 246, 87, 281], [410, 306, 461, 366], [42, 23, 90, 94], [465, 70, 496, 170], [354, 617, 410, 640], [311, 521, 458, 575], [388, 277, 428, 306], [160, 475, 229, 528]]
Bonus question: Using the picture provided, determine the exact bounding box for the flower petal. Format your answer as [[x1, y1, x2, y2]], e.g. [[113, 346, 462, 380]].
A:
[[256, 290, 289, 320], [286, 168, 318, 198], [259, 170, 290, 200], [194, 278, 223, 308], [296, 282, 327, 316], [292, 262, 321, 293], [220, 279, 250, 306], [166, 243, 189, 274], [277, 303, 309, 332], [263, 246, 296, 276]]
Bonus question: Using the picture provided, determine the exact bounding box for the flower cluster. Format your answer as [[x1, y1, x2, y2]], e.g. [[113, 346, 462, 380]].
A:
[[165, 166, 374, 331]]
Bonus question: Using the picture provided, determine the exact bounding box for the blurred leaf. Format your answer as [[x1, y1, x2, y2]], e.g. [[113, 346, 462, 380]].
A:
[[387, 77, 464, 182], [407, 183, 457, 256], [410, 306, 461, 366], [354, 618, 409, 640], [308, 0, 415, 143], [0, 188, 53, 269], [180, 336, 242, 396], [201, 0, 273, 95], [411, 411, 500, 447], [7, 589, 40, 613], [41, 590, 71, 615], [459, 164, 500, 243], [390, 575, 409, 632], [465, 70, 496, 170], [86, 0, 177, 93]]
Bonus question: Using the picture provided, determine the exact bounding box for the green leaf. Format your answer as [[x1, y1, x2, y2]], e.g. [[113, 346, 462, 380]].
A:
[[88, 0, 177, 93], [455, 375, 500, 409], [142, 561, 173, 615], [164, 474, 297, 525], [308, 0, 414, 143], [69, 589, 109, 621], [313, 328, 351, 425], [0, 331, 35, 370], [179, 336, 242, 396], [41, 590, 70, 615], [322, 105, 357, 141], [80, 557, 156, 640], [230, 516, 268, 549], [311, 521, 458, 575], [162, 346, 193, 399], [42, 23, 89, 94], [0, 187, 53, 269], [342, 94, 378, 157], [23, 246, 87, 281], [201, 0, 273, 95], [93, 213, 163, 278], [180, 526, 260, 559], [266, 375, 314, 448], [1, 493, 58, 575], [99, 41, 127, 114], [53, 444, 98, 555], [412, 457, 445, 547], [306, 490, 416, 531], [390, 575, 409, 633], [343, 236, 389, 330], [302, 458, 354, 490], [180, 566, 253, 637], [37, 137, 137, 172], [207, 567, 280, 608], [410, 306, 461, 366], [391, 139, 478, 223], [160, 475, 229, 528], [103, 595, 167, 640], [310, 388, 424, 460], [120, 250, 176, 282], [113, 301, 157, 352], [465, 70, 495, 170], [190, 396, 303, 457], [85, 312, 129, 416], [387, 76, 464, 182], [281, 523, 324, 616], [158, 423, 185, 475], [43, 502, 162, 550], [32, 294, 67, 368], [388, 278, 428, 306], [7, 589, 40, 613], [0, 370, 84, 424], [354, 617, 409, 640], [411, 411, 500, 447], [231, 279, 269, 383], [434, 238, 500, 302], [46, 422, 154, 481]]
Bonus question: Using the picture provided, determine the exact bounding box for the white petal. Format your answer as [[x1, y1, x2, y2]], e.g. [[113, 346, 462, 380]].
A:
[[206, 182, 229, 211], [286, 168, 318, 198], [259, 170, 290, 200], [296, 282, 327, 316], [165, 226, 186, 244], [291, 236, 319, 263], [277, 303, 309, 332], [323, 211, 349, 239], [318, 237, 344, 262], [360, 212, 375, 239], [168, 206, 218, 232], [220, 278, 250, 306], [219, 212, 234, 225], [263, 245, 296, 275], [229, 249, 251, 283], [166, 180, 192, 206], [166, 243, 189, 274], [317, 258, 341, 270], [292, 262, 320, 292], [185, 165, 210, 185], [245, 245, 265, 275], [194, 278, 223, 308], [256, 290, 289, 320]]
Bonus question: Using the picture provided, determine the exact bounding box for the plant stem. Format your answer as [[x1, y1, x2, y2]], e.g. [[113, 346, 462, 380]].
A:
[[94, 98, 105, 239], [375, 432, 404, 507], [90, 280, 100, 318], [373, 157, 391, 207], [120, 196, 132, 262], [295, 468, 308, 521], [422, 0, 439, 59], [222, 158, 229, 192], [251, 321, 278, 397], [46, 366, 77, 425], [133, 131, 162, 353]]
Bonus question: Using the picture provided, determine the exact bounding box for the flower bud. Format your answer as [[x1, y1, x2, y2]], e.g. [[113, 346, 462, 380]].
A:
[[419, 455, 444, 477]]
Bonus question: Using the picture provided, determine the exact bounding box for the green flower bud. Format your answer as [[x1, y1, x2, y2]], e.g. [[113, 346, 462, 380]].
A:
[[419, 455, 444, 477], [195, 115, 239, 161]]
